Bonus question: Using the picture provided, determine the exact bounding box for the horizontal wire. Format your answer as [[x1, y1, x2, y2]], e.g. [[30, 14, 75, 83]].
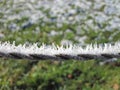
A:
[[0, 42, 120, 61]]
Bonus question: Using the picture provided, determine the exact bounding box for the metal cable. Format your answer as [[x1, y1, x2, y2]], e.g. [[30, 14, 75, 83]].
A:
[[0, 42, 120, 61]]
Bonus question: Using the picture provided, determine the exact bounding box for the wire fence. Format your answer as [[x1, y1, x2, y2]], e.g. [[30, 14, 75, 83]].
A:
[[0, 42, 120, 62]]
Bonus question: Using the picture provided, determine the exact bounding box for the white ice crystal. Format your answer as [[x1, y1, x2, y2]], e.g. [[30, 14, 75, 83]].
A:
[[0, 42, 120, 57]]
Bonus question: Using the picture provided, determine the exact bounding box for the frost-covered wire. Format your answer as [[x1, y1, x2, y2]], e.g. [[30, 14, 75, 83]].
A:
[[0, 41, 120, 61]]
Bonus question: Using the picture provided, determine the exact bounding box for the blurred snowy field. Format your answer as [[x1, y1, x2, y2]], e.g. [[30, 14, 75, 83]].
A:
[[0, 0, 120, 44]]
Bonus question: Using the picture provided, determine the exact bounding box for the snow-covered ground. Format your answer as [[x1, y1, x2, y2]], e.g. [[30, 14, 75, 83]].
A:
[[0, 0, 120, 45], [0, 0, 120, 31]]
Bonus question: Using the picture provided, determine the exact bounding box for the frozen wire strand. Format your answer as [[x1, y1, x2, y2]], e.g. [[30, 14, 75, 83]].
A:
[[0, 41, 120, 61]]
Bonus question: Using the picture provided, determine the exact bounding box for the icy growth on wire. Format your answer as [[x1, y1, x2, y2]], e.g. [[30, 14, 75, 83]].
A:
[[0, 42, 120, 56]]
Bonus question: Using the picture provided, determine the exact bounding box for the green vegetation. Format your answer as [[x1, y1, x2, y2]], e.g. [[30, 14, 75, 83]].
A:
[[1, 0, 120, 90], [0, 22, 120, 90]]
